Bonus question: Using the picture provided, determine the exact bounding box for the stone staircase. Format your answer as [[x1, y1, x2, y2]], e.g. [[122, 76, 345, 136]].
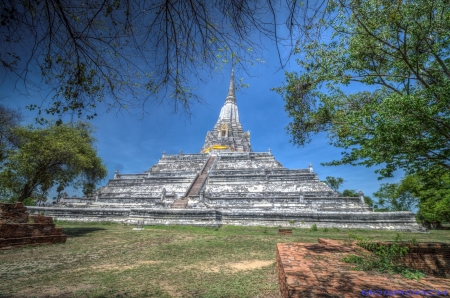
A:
[[188, 156, 216, 196], [171, 197, 189, 209], [171, 156, 216, 209]]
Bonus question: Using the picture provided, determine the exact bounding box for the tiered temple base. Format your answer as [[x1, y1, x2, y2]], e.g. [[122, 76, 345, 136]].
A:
[[35, 152, 426, 232], [27, 206, 424, 232], [0, 203, 67, 250]]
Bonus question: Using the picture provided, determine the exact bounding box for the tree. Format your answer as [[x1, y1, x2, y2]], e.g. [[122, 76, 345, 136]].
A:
[[1, 0, 307, 121], [373, 173, 449, 226], [275, 0, 450, 178], [0, 103, 22, 163], [342, 189, 358, 197], [342, 189, 374, 207], [0, 123, 107, 202], [373, 176, 419, 212], [323, 176, 344, 192], [56, 191, 69, 203], [411, 171, 450, 227]]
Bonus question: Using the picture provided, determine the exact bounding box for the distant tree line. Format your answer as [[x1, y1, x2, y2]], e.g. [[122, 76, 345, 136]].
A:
[[323, 171, 449, 229]]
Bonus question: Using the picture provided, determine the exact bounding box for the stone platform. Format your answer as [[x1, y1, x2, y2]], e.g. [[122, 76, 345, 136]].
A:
[[26, 206, 424, 232], [276, 239, 450, 297], [37, 151, 425, 231]]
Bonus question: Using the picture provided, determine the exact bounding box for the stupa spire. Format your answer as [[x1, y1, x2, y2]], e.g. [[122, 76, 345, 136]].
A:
[[226, 69, 236, 103], [200, 68, 252, 153]]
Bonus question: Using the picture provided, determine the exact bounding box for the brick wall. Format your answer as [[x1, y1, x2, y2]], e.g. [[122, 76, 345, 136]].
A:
[[0, 203, 67, 249], [276, 248, 289, 298], [379, 242, 450, 278], [0, 203, 29, 223], [277, 240, 450, 298]]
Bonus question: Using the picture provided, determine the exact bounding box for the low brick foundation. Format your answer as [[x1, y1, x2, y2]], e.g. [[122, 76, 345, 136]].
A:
[[277, 239, 450, 298], [278, 229, 293, 235], [0, 202, 29, 223], [0, 203, 67, 250], [373, 241, 450, 278]]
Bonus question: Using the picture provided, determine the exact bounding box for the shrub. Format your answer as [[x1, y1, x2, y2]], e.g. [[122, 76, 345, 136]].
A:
[[343, 234, 425, 279], [310, 224, 318, 231], [401, 269, 425, 280]]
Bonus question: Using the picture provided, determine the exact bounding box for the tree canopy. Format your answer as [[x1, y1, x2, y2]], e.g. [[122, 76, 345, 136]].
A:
[[373, 176, 419, 212], [0, 122, 107, 202], [373, 173, 450, 225], [323, 176, 344, 192], [275, 0, 450, 178], [417, 173, 450, 226], [341, 189, 374, 207], [1, 0, 310, 121], [0, 103, 22, 163]]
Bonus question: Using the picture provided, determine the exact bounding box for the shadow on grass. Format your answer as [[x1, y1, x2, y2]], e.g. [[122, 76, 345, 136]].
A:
[[62, 227, 107, 238]]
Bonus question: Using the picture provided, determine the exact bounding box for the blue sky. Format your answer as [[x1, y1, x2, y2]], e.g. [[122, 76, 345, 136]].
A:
[[1, 40, 403, 202]]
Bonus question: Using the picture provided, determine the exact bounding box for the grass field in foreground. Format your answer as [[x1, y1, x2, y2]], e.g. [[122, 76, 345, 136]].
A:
[[0, 223, 448, 298]]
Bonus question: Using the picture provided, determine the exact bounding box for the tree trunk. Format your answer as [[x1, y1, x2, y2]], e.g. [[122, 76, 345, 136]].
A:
[[17, 184, 33, 202]]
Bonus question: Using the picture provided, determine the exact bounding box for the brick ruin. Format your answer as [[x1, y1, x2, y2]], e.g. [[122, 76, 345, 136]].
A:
[[382, 241, 450, 278], [277, 239, 450, 298], [0, 203, 67, 250], [25, 71, 424, 232]]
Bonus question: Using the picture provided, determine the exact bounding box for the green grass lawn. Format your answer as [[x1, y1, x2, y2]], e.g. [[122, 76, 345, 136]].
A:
[[0, 223, 448, 298]]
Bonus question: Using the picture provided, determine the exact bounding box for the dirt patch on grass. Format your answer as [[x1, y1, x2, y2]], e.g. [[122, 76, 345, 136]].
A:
[[227, 260, 274, 272], [16, 284, 93, 298], [71, 260, 160, 272], [186, 259, 274, 273], [92, 260, 159, 271], [158, 281, 181, 297]]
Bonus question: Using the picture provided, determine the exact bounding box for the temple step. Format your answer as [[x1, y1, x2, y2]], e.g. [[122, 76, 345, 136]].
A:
[[186, 156, 216, 197], [201, 156, 216, 175], [171, 198, 189, 209]]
